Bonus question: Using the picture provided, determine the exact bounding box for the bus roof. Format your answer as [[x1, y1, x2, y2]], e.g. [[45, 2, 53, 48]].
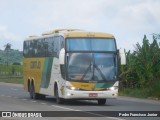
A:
[[25, 29, 114, 41]]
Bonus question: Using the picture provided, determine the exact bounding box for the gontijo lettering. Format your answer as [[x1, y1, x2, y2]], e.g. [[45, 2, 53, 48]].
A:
[[30, 61, 41, 69]]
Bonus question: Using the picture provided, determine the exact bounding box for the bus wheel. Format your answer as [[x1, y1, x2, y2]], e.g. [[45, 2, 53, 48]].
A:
[[29, 83, 38, 100], [97, 99, 106, 105], [29, 83, 33, 99], [55, 86, 64, 104], [38, 94, 46, 100]]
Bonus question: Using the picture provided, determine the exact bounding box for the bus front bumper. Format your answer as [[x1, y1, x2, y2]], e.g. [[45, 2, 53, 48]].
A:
[[63, 89, 118, 99]]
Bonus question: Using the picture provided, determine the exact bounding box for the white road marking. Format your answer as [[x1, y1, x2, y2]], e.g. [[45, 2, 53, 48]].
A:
[[21, 99, 27, 101], [13, 97, 18, 99], [50, 105, 124, 120], [11, 88, 18, 91], [0, 94, 123, 120], [40, 102, 47, 105], [51, 105, 80, 111], [107, 117, 125, 120]]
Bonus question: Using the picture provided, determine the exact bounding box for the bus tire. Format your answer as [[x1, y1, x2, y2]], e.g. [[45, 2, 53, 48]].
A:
[[38, 94, 46, 100], [55, 86, 64, 104], [97, 99, 106, 105], [29, 83, 38, 100], [28, 80, 30, 92]]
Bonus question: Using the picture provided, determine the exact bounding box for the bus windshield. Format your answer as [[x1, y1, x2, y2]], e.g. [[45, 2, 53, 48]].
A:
[[66, 38, 116, 51], [67, 53, 117, 81]]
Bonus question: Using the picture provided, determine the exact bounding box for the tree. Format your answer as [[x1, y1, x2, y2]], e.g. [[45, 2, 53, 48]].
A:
[[4, 43, 12, 65], [4, 43, 11, 51], [137, 35, 160, 87], [153, 33, 160, 47], [120, 34, 160, 89], [119, 50, 138, 88]]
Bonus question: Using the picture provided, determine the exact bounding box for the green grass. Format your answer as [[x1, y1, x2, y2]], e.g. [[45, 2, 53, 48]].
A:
[[0, 64, 22, 76], [150, 81, 160, 98], [0, 78, 23, 84], [0, 64, 23, 84], [119, 88, 151, 98], [119, 86, 160, 100]]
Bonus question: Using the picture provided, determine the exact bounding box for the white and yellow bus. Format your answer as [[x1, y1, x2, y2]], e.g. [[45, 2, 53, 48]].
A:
[[23, 29, 126, 105]]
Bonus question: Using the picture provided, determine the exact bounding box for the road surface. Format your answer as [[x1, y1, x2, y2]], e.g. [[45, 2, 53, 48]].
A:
[[0, 82, 159, 120]]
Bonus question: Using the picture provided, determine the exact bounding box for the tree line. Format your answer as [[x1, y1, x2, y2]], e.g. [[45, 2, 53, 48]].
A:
[[119, 34, 160, 98], [0, 43, 23, 65]]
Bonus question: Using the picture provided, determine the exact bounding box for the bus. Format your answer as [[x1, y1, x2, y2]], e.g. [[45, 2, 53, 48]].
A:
[[23, 29, 126, 105]]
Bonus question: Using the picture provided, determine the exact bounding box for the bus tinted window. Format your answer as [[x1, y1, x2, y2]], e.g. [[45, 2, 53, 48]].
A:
[[23, 36, 64, 58], [67, 38, 116, 51]]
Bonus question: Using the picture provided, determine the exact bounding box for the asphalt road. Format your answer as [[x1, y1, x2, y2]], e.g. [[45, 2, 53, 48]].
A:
[[0, 82, 160, 120]]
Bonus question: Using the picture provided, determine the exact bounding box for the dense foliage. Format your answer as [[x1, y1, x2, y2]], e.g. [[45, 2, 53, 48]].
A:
[[120, 34, 160, 98], [0, 49, 23, 65]]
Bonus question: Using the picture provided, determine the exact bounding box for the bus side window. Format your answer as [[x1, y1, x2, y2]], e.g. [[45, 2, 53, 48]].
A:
[[23, 41, 27, 57], [26, 41, 30, 57], [28, 40, 33, 57], [59, 36, 66, 79], [37, 40, 41, 57], [48, 37, 54, 57], [54, 37, 59, 58], [33, 40, 37, 57], [43, 38, 49, 57], [40, 39, 46, 57], [60, 36, 65, 49]]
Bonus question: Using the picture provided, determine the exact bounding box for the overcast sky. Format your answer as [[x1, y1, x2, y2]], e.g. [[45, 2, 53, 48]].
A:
[[0, 0, 159, 51]]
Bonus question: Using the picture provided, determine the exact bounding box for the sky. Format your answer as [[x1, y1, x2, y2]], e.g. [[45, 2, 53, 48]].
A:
[[0, 0, 160, 51]]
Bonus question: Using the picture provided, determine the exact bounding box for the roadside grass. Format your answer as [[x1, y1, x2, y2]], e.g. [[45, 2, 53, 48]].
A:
[[0, 78, 23, 84], [119, 84, 160, 100], [119, 88, 151, 98], [0, 64, 23, 84], [0, 64, 22, 76], [150, 81, 160, 99]]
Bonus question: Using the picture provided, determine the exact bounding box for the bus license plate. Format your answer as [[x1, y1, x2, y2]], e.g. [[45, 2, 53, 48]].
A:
[[89, 93, 98, 97]]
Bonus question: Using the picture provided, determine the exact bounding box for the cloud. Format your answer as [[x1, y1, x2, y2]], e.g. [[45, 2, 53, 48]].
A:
[[0, 0, 159, 51], [114, 1, 160, 31], [0, 24, 22, 50], [30, 0, 105, 30], [97, 0, 160, 51], [0, 25, 18, 41]]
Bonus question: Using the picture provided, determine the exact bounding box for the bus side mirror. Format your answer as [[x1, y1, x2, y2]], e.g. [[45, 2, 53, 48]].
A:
[[119, 49, 126, 65], [59, 48, 65, 64]]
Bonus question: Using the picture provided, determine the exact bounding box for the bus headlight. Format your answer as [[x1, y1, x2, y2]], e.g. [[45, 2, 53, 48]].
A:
[[107, 86, 118, 91], [66, 86, 79, 90]]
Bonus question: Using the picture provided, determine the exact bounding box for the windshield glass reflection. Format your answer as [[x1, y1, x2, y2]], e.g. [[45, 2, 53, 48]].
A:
[[67, 38, 116, 51], [67, 53, 117, 81]]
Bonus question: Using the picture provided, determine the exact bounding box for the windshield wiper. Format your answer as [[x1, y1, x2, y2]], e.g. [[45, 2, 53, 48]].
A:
[[81, 63, 92, 80], [81, 63, 106, 81], [94, 64, 106, 81]]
